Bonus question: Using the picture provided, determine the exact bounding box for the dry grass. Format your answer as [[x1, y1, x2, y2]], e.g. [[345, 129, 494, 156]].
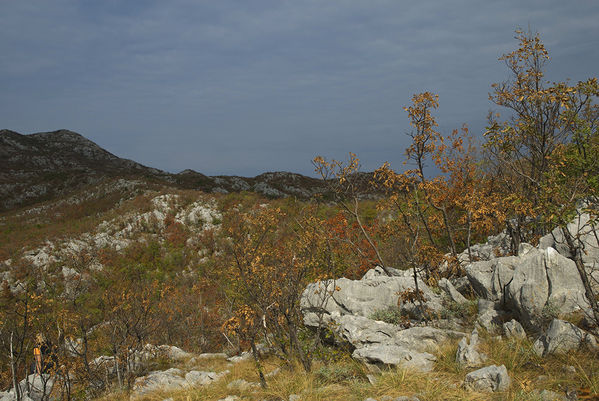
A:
[[96, 334, 599, 401]]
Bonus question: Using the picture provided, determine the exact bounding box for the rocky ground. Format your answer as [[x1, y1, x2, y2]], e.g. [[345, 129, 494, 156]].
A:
[[10, 229, 596, 400]]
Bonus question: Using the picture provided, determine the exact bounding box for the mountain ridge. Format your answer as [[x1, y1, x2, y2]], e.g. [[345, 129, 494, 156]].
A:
[[0, 129, 357, 212]]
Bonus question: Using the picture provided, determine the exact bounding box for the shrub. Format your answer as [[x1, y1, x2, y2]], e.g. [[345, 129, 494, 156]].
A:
[[370, 306, 404, 325], [441, 299, 478, 324]]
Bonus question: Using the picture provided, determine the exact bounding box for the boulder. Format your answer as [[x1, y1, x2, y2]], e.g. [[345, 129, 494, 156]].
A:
[[333, 315, 464, 348], [466, 247, 589, 330], [131, 368, 228, 399], [128, 344, 194, 373], [456, 329, 486, 367], [227, 351, 252, 363], [301, 273, 443, 325], [506, 248, 588, 330], [392, 326, 465, 353], [466, 233, 512, 261], [185, 370, 229, 386], [534, 390, 567, 401], [464, 364, 510, 392], [361, 265, 409, 279], [352, 344, 436, 372], [4, 374, 54, 401], [334, 314, 396, 347], [466, 256, 519, 302], [438, 278, 468, 304], [539, 211, 599, 268], [476, 299, 503, 332], [226, 378, 259, 391], [158, 344, 193, 361], [302, 270, 467, 372], [503, 319, 526, 339], [195, 352, 228, 360], [533, 319, 597, 356], [132, 368, 186, 398]]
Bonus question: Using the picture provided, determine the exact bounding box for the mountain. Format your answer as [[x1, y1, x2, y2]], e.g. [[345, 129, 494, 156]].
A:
[[0, 129, 339, 211]]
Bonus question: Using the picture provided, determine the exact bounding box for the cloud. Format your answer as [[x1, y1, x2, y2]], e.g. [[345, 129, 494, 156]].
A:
[[1, 0, 598, 176]]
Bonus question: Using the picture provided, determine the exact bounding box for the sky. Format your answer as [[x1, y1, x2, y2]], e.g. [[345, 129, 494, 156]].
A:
[[1, 1, 598, 177]]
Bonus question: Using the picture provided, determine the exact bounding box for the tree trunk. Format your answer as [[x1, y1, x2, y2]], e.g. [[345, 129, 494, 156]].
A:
[[11, 332, 21, 401], [561, 226, 599, 325], [250, 340, 267, 389], [466, 211, 473, 263], [287, 317, 311, 372]]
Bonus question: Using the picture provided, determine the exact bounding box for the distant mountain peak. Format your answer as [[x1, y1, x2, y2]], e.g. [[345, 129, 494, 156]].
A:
[[0, 129, 378, 212]]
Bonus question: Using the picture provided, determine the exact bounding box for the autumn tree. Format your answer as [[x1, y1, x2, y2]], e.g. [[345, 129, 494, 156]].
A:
[[537, 93, 599, 324], [313, 153, 389, 275], [377, 93, 491, 268], [220, 203, 340, 382], [94, 249, 166, 389], [484, 28, 599, 252]]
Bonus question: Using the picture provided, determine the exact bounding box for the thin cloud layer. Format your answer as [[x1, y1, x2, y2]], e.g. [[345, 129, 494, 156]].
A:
[[1, 1, 598, 176]]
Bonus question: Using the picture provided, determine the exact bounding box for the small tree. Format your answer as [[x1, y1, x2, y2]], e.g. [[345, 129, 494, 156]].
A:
[[313, 153, 390, 275], [484, 29, 599, 252], [538, 103, 599, 324], [220, 204, 339, 380]]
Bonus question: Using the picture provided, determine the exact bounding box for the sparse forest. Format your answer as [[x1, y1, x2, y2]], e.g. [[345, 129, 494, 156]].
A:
[[1, 30, 598, 401]]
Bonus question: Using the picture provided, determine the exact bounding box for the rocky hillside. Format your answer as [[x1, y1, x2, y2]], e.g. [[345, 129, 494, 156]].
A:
[[2, 189, 597, 400], [0, 129, 167, 210], [1, 129, 368, 212]]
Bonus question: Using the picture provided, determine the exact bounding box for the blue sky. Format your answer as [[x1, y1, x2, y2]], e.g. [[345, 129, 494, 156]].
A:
[[1, 1, 598, 176]]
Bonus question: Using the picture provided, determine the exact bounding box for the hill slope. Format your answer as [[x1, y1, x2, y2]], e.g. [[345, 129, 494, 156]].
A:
[[0, 129, 336, 211]]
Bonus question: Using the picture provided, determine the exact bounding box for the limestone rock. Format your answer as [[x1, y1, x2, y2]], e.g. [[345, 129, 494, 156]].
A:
[[195, 352, 228, 360], [131, 368, 228, 399], [466, 233, 512, 261], [301, 274, 443, 324], [334, 314, 396, 347], [503, 319, 526, 339], [476, 299, 503, 332], [5, 374, 54, 401], [506, 248, 587, 330], [533, 319, 597, 356], [132, 368, 186, 398], [466, 256, 519, 301], [439, 278, 468, 304], [185, 370, 229, 386], [466, 247, 589, 331], [456, 329, 486, 367], [535, 389, 567, 401], [539, 212, 599, 268], [392, 326, 465, 353], [352, 344, 436, 372], [464, 364, 510, 392], [227, 351, 252, 363]]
